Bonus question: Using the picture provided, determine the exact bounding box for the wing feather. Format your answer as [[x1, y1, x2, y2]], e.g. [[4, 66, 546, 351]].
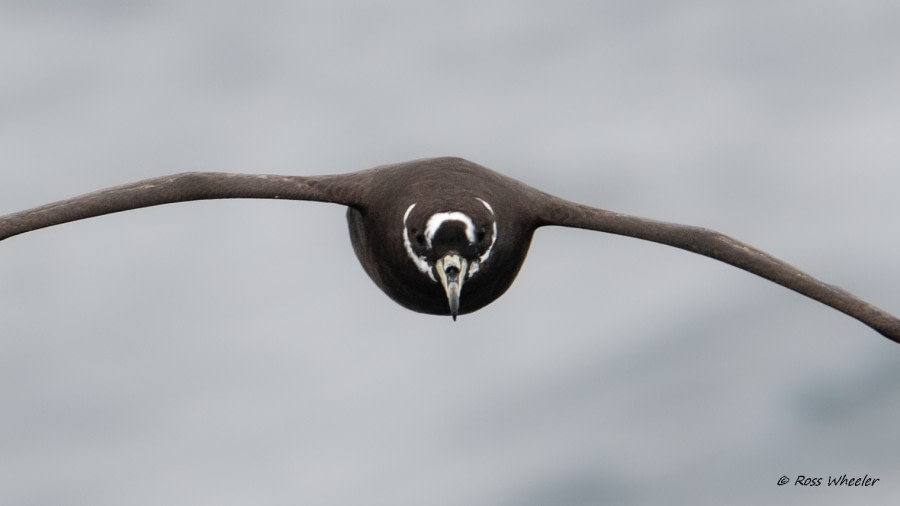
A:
[[0, 171, 361, 242], [535, 194, 900, 343]]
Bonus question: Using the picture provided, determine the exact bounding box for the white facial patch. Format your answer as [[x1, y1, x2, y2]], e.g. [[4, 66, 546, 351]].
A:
[[401, 199, 499, 281], [424, 212, 477, 248]]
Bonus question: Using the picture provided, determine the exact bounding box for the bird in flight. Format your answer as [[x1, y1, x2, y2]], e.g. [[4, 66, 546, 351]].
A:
[[1, 157, 897, 343]]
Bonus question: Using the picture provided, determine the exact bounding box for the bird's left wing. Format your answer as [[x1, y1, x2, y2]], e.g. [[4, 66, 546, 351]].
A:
[[0, 171, 363, 242], [533, 193, 900, 344]]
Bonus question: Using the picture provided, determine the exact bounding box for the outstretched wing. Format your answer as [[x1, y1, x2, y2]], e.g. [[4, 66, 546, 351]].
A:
[[534, 193, 900, 343], [0, 171, 364, 242]]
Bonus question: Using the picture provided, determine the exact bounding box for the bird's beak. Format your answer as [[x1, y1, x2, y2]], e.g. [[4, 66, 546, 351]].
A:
[[435, 253, 468, 321]]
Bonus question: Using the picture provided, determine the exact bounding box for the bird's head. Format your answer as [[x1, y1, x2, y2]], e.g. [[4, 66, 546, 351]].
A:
[[402, 198, 497, 320]]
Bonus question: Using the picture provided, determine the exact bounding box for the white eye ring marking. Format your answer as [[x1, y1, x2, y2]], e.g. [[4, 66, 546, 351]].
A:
[[468, 198, 497, 277], [478, 220, 498, 264], [403, 202, 416, 223], [475, 197, 497, 264], [402, 203, 435, 280], [476, 197, 494, 215]]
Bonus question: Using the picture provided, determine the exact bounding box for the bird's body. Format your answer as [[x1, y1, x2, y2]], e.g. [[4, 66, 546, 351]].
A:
[[1, 156, 898, 342], [343, 158, 535, 315]]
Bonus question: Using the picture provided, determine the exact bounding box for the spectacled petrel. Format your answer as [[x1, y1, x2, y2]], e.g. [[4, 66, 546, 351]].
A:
[[1, 157, 897, 343]]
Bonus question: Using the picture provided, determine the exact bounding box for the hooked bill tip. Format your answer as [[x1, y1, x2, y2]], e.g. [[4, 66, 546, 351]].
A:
[[436, 253, 466, 323]]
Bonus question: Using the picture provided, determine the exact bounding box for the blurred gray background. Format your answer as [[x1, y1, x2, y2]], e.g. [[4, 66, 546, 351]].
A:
[[2, 1, 899, 504]]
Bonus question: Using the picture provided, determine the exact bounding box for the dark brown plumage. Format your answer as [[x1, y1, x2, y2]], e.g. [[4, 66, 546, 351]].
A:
[[1, 156, 897, 342]]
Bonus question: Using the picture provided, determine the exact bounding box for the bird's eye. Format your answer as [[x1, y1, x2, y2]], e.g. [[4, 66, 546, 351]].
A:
[[476, 227, 487, 242], [415, 232, 426, 245]]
